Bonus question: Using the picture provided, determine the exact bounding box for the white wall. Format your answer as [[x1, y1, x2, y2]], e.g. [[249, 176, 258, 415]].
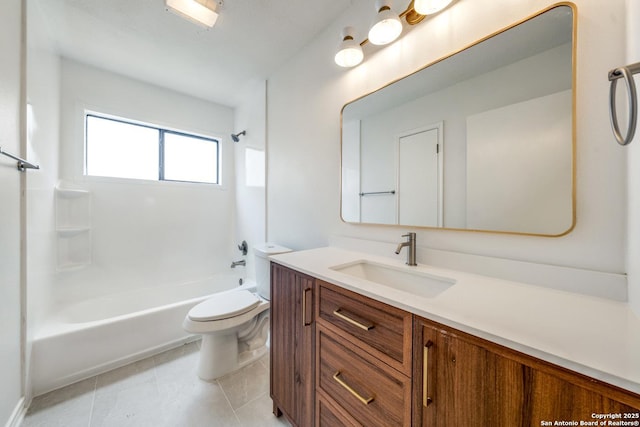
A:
[[234, 80, 267, 281], [341, 119, 360, 222], [466, 90, 572, 234], [55, 59, 235, 306], [0, 0, 24, 424], [267, 0, 628, 298], [25, 0, 61, 401], [626, 0, 640, 316]]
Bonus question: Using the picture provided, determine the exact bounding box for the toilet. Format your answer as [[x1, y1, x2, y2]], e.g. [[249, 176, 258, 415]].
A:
[[183, 243, 291, 380]]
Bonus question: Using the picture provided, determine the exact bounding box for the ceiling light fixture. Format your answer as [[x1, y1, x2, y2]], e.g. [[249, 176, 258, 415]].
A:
[[368, 0, 403, 46], [335, 27, 364, 68], [165, 0, 219, 28], [413, 0, 454, 15]]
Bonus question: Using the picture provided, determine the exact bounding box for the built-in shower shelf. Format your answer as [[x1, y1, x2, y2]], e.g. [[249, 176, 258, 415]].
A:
[[55, 187, 90, 199], [55, 182, 91, 270], [57, 262, 90, 272], [56, 227, 91, 237], [56, 229, 91, 271]]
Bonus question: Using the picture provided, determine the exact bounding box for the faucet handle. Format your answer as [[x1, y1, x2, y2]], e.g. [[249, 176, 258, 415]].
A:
[[402, 232, 416, 239]]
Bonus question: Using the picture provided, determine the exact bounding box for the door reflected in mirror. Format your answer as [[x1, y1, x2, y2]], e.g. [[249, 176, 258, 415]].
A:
[[341, 4, 575, 236]]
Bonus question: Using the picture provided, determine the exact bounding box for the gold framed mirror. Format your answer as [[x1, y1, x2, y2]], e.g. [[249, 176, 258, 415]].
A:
[[341, 3, 576, 236]]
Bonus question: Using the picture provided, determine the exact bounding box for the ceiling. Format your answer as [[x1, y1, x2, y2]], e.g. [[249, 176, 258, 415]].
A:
[[32, 0, 355, 107]]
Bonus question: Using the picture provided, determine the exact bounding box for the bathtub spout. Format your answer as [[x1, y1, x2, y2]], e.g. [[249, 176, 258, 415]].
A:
[[230, 260, 246, 268]]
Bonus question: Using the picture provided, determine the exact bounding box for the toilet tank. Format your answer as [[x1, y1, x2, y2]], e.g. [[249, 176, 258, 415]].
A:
[[253, 243, 292, 300]]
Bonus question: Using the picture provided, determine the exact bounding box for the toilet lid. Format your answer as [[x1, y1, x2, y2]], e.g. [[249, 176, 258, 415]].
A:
[[189, 290, 261, 321]]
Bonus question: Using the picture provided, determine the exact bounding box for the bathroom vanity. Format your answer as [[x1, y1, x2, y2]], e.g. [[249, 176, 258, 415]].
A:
[[269, 247, 640, 427]]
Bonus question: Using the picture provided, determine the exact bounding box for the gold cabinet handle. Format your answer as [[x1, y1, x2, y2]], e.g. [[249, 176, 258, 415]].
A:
[[302, 288, 312, 326], [333, 309, 374, 331], [333, 371, 374, 405], [423, 340, 433, 407]]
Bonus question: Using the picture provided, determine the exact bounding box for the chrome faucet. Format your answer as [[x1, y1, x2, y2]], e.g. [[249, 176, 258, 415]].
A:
[[230, 260, 246, 268], [395, 232, 417, 266]]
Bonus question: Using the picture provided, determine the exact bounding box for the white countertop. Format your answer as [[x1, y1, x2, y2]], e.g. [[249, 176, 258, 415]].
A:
[[270, 246, 640, 395]]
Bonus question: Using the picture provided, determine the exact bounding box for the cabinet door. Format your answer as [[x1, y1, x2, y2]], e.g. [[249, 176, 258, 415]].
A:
[[435, 328, 525, 426], [527, 369, 640, 423], [414, 316, 640, 426], [413, 319, 439, 427], [295, 270, 315, 427], [413, 319, 522, 426], [270, 262, 315, 427]]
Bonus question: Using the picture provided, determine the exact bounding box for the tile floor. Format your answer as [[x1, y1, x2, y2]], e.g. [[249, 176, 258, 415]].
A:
[[22, 341, 291, 427]]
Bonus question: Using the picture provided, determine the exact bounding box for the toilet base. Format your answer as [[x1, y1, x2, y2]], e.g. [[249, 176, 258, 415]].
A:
[[197, 335, 268, 381], [196, 311, 270, 381], [198, 333, 237, 380]]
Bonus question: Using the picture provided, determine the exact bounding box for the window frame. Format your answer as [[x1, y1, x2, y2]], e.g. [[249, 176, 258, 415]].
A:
[[84, 112, 221, 185]]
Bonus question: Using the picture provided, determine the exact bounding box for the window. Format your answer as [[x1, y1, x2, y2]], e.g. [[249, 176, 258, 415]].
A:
[[85, 114, 219, 184], [245, 147, 265, 187]]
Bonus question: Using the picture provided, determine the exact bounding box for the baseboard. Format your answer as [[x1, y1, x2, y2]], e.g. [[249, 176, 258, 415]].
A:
[[4, 397, 26, 427]]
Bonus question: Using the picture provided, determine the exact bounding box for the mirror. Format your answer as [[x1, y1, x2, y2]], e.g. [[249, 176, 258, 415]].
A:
[[341, 4, 575, 236]]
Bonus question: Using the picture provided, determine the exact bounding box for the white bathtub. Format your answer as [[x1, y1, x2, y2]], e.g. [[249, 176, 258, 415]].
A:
[[31, 274, 252, 396]]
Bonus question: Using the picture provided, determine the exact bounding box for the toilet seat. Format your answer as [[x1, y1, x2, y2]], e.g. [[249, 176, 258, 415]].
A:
[[188, 290, 260, 321]]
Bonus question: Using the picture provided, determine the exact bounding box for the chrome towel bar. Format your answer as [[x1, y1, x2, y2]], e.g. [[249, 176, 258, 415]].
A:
[[608, 62, 640, 146], [359, 190, 396, 196], [0, 146, 40, 171]]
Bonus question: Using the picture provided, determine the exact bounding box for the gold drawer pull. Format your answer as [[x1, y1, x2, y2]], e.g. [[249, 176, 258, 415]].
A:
[[333, 371, 374, 405], [333, 309, 374, 331]]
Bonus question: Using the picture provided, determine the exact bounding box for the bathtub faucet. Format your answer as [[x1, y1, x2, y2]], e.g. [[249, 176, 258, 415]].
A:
[[230, 260, 246, 268]]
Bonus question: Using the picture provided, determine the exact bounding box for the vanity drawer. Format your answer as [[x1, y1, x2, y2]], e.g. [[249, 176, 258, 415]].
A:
[[317, 326, 411, 427], [316, 393, 361, 427], [317, 280, 412, 374]]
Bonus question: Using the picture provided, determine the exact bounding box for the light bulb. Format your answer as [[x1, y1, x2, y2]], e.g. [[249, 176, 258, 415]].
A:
[[335, 27, 364, 67], [335, 45, 364, 68], [413, 0, 453, 16], [368, 0, 402, 46]]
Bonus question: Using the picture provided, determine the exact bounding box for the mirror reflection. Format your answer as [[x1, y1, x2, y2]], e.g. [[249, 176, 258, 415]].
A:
[[341, 5, 575, 236]]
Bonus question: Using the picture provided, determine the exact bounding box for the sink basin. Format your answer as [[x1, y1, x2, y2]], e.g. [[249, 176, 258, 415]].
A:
[[330, 260, 455, 298]]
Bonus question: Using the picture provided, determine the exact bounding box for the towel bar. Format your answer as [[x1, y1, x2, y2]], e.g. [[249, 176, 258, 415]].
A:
[[0, 146, 40, 171], [608, 62, 640, 146]]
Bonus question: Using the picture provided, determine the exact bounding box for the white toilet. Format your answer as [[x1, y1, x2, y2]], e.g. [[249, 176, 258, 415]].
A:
[[183, 243, 291, 380]]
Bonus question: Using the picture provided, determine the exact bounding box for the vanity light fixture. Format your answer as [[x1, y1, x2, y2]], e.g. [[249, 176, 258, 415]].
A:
[[413, 0, 454, 15], [368, 0, 403, 46], [335, 0, 455, 68], [335, 27, 365, 68], [165, 0, 220, 28]]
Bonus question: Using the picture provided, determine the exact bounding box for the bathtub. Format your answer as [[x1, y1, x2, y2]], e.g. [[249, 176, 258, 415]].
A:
[[30, 274, 252, 396]]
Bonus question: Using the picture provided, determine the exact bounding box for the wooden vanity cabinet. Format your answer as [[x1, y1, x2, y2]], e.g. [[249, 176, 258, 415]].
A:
[[270, 262, 315, 427], [270, 264, 640, 427], [413, 316, 640, 427]]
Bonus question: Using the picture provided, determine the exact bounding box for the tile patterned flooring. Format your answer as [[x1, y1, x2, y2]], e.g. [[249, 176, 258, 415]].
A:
[[22, 341, 291, 427]]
